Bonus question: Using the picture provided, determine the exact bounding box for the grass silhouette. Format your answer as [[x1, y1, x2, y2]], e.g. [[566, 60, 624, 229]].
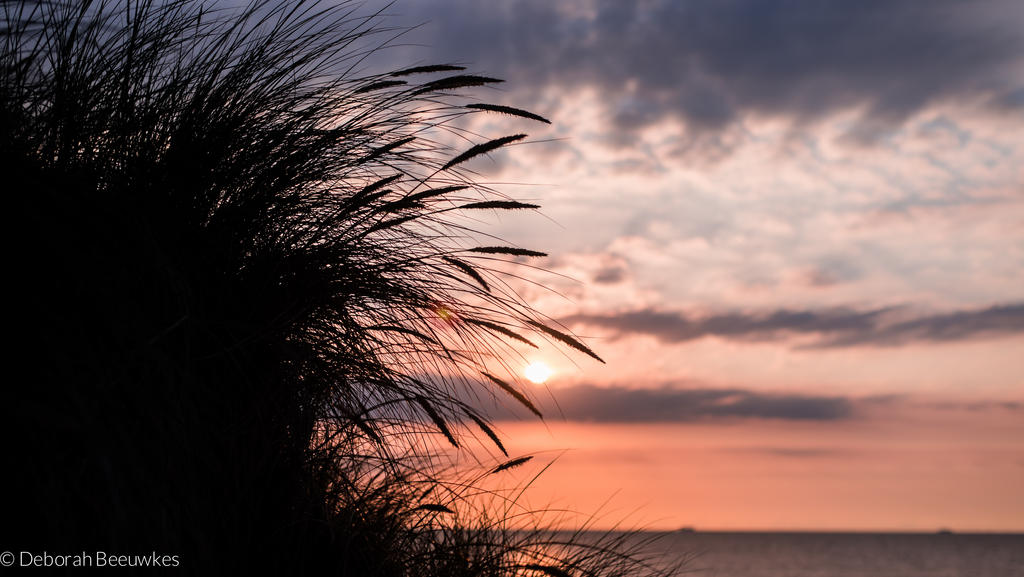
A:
[[3, 1, 678, 574]]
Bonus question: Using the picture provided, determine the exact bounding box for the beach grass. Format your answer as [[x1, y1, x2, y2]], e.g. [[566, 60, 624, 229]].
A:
[[2, 1, 677, 574]]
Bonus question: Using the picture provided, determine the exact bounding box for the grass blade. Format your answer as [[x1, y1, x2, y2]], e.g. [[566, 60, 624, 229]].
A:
[[522, 565, 572, 577], [442, 256, 490, 292], [354, 79, 407, 94], [467, 412, 507, 456], [468, 246, 547, 258], [390, 64, 466, 77], [466, 103, 550, 124], [407, 185, 469, 203], [492, 455, 533, 474], [363, 137, 416, 163], [526, 320, 605, 363], [413, 395, 459, 449], [414, 503, 454, 514], [464, 318, 537, 348], [412, 74, 504, 95], [482, 372, 542, 418], [460, 200, 540, 210], [443, 134, 526, 170]]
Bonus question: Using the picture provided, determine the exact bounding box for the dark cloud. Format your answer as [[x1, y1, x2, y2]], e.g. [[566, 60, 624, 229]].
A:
[[391, 0, 1024, 146], [732, 447, 853, 458], [562, 303, 1024, 347], [592, 264, 627, 284], [472, 385, 853, 423], [455, 381, 1022, 424], [921, 400, 1023, 412], [803, 258, 864, 288]]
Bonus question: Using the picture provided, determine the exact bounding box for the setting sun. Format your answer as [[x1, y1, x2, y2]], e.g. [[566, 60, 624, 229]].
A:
[[524, 362, 553, 384]]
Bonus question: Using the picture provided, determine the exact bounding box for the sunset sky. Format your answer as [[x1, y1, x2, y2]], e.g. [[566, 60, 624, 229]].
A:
[[370, 0, 1024, 532]]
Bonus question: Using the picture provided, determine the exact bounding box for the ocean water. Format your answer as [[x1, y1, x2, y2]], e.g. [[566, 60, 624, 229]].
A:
[[635, 532, 1024, 577]]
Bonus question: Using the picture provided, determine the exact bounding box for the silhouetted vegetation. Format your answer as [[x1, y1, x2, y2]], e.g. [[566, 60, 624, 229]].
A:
[[3, 1, 676, 574]]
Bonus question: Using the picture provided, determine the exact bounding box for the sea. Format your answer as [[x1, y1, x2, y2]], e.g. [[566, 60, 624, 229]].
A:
[[624, 531, 1024, 577]]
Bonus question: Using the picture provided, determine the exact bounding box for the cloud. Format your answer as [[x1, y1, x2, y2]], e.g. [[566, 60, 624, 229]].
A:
[[921, 400, 1023, 412], [731, 447, 854, 459], [562, 303, 1024, 347], [592, 263, 627, 284], [454, 380, 1022, 424], [466, 384, 852, 422], [395, 0, 1024, 145]]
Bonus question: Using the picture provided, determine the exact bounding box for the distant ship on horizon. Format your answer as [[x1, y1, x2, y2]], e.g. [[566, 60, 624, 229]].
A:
[[676, 526, 697, 533]]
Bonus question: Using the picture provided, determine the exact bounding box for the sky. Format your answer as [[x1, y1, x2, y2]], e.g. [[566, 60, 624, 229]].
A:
[[364, 0, 1024, 532]]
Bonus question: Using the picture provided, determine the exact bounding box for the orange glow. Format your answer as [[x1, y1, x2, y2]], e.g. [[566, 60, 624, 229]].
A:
[[476, 409, 1024, 532], [431, 302, 460, 329]]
